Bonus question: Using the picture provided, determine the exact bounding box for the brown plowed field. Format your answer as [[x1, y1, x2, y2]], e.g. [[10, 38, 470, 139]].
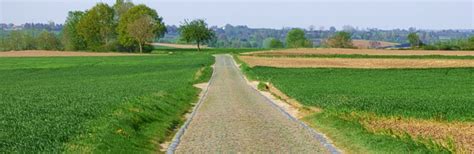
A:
[[239, 56, 474, 68], [245, 48, 474, 56], [0, 50, 143, 57]]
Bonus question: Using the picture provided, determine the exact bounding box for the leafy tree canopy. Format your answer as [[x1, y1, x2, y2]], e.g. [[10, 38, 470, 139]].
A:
[[76, 3, 115, 51], [408, 32, 423, 48], [179, 19, 215, 51], [117, 4, 166, 50], [286, 29, 312, 48], [325, 31, 354, 48], [62, 11, 86, 51]]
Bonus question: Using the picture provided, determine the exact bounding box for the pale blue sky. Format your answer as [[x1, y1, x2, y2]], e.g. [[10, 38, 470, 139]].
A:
[[1, 0, 473, 30]]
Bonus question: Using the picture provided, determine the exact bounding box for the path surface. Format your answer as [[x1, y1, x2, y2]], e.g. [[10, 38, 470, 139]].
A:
[[172, 54, 332, 153]]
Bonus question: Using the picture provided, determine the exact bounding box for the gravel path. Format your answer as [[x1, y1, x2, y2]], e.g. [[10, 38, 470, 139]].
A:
[[171, 54, 336, 153]]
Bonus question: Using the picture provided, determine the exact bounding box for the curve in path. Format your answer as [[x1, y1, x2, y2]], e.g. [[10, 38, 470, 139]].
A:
[[168, 54, 339, 153]]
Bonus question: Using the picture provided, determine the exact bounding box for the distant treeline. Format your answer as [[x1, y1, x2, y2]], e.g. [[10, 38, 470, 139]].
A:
[[0, 29, 61, 51], [160, 24, 474, 49], [0, 23, 63, 31], [2, 13, 474, 51]]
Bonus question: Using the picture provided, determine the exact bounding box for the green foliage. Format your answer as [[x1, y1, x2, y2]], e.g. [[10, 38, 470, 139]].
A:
[[408, 33, 423, 48], [77, 3, 116, 51], [0, 54, 214, 152], [249, 67, 474, 121], [118, 4, 166, 52], [0, 30, 61, 51], [422, 36, 474, 50], [263, 38, 284, 48], [325, 31, 354, 48], [179, 19, 215, 51], [62, 11, 86, 51], [37, 30, 62, 50], [126, 15, 160, 53], [286, 29, 312, 48], [113, 0, 134, 20]]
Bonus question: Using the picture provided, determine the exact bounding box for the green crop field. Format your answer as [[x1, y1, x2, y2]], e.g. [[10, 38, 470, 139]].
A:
[[0, 54, 213, 152], [244, 66, 474, 152], [248, 67, 473, 120]]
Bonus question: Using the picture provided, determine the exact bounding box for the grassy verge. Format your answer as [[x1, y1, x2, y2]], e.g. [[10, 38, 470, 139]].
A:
[[0, 54, 214, 152], [238, 61, 473, 152], [250, 54, 474, 59]]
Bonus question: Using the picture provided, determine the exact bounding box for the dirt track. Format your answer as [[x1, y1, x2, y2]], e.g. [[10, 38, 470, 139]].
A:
[[151, 43, 209, 49], [245, 48, 474, 56], [0, 50, 142, 57], [239, 56, 474, 68], [171, 55, 336, 153]]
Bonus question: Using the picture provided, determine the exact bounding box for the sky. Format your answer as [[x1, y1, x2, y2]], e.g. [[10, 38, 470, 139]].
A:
[[1, 0, 473, 30]]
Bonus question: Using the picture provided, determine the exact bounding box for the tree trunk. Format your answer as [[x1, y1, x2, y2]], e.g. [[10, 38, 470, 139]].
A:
[[139, 42, 143, 53], [197, 40, 201, 51]]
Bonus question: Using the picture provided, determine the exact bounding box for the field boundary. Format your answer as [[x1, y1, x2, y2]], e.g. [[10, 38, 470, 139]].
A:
[[239, 56, 474, 69], [0, 50, 145, 57], [166, 57, 217, 154], [231, 55, 341, 154]]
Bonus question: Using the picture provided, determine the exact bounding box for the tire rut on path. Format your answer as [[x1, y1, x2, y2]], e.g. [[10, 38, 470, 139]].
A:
[[170, 54, 338, 153]]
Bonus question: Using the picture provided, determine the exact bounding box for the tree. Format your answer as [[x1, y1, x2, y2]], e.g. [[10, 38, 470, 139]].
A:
[[468, 36, 474, 50], [286, 29, 312, 48], [77, 3, 115, 51], [127, 15, 158, 53], [7, 31, 26, 50], [263, 38, 284, 48], [118, 4, 166, 52], [62, 11, 86, 51], [270, 39, 284, 48], [113, 0, 134, 21], [37, 31, 61, 50], [179, 19, 215, 51], [408, 33, 422, 48], [325, 31, 354, 48]]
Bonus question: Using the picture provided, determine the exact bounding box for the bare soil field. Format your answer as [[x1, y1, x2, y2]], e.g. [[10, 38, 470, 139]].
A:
[[0, 50, 143, 57], [151, 43, 209, 49], [245, 48, 474, 56], [239, 56, 474, 68], [352, 39, 399, 49]]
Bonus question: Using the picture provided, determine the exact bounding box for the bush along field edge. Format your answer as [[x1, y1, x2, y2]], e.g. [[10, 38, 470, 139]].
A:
[[64, 61, 215, 153], [232, 55, 459, 153]]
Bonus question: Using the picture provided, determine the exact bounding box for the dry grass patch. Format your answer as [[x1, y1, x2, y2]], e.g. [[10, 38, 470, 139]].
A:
[[239, 56, 474, 68], [349, 113, 474, 153], [0, 50, 143, 57], [352, 40, 399, 49], [245, 48, 474, 56]]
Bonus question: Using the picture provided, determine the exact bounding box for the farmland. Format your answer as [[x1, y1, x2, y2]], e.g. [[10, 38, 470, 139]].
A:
[[0, 54, 213, 152], [239, 56, 474, 68], [245, 48, 474, 56], [241, 63, 474, 152]]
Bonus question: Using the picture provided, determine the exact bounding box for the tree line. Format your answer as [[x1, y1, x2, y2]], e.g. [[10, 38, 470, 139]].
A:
[[408, 33, 474, 50], [0, 30, 61, 51], [160, 24, 474, 49], [62, 0, 165, 53], [1, 0, 166, 53]]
